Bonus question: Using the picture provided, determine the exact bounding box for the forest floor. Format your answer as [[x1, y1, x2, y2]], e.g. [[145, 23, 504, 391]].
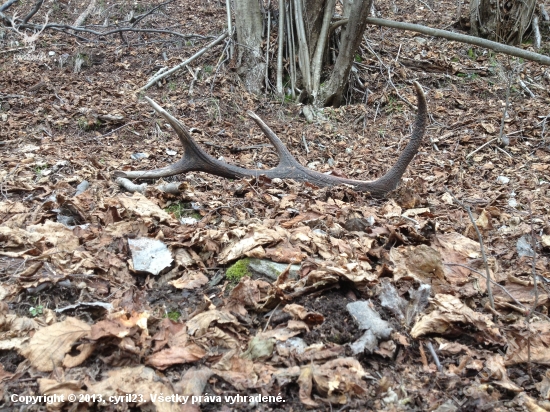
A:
[[1, 0, 550, 410]]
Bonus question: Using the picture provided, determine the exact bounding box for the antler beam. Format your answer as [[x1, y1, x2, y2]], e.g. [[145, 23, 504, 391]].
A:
[[114, 82, 427, 197]]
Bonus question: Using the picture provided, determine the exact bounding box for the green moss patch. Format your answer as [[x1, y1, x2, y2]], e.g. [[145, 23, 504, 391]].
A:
[[226, 258, 251, 283]]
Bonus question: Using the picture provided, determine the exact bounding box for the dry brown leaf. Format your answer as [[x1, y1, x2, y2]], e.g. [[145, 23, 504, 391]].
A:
[[87, 365, 180, 412], [311, 358, 369, 404], [38, 379, 86, 408], [432, 232, 481, 284], [411, 294, 504, 345], [390, 244, 444, 282], [169, 270, 209, 290], [381, 199, 402, 218], [146, 344, 206, 370], [283, 304, 324, 325], [225, 277, 270, 316], [90, 311, 149, 340], [484, 355, 522, 392], [187, 309, 244, 337], [0, 226, 43, 257], [505, 322, 550, 366], [27, 220, 80, 252], [117, 192, 175, 223], [464, 209, 493, 238], [20, 317, 91, 372], [178, 367, 213, 412], [298, 365, 318, 407], [218, 225, 284, 264], [265, 244, 307, 263]]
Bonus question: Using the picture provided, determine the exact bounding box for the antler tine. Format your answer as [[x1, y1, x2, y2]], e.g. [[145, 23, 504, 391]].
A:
[[144, 97, 198, 149], [114, 82, 427, 197], [246, 111, 297, 167]]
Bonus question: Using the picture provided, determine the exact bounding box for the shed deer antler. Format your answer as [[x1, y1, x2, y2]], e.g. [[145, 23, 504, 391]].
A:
[[114, 82, 427, 197]]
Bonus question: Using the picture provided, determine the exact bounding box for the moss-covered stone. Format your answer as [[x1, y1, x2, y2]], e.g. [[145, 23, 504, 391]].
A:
[[226, 258, 251, 283]]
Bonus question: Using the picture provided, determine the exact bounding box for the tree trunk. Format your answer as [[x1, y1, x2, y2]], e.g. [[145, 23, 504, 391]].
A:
[[317, 0, 372, 107], [233, 0, 373, 107], [470, 0, 537, 45], [234, 0, 266, 94]]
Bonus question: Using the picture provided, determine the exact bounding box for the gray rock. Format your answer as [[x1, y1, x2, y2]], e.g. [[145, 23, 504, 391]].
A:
[[248, 258, 300, 281], [128, 238, 173, 275], [347, 300, 393, 354]]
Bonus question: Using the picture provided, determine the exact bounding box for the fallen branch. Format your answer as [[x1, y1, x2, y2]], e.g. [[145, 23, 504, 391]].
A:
[[364, 17, 550, 66], [73, 0, 96, 27], [444, 187, 495, 311], [138, 31, 229, 92], [527, 200, 539, 321], [426, 341, 442, 372], [0, 0, 17, 12], [21, 0, 43, 24], [466, 137, 498, 158], [6, 21, 211, 42]]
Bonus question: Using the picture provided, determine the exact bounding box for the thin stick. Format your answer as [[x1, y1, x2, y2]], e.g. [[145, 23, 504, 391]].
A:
[[131, 0, 175, 27], [265, 0, 271, 92], [532, 15, 541, 50], [444, 187, 495, 311], [0, 0, 17, 12], [225, 0, 233, 59], [276, 0, 285, 95], [138, 31, 228, 91], [115, 177, 147, 194], [293, 0, 311, 92], [527, 200, 539, 321], [426, 341, 442, 372], [73, 0, 96, 27], [466, 137, 498, 158], [445, 263, 526, 310], [519, 79, 535, 98], [498, 70, 512, 143], [495, 146, 512, 158], [98, 121, 139, 138], [263, 302, 281, 332], [363, 17, 550, 66], [286, 0, 296, 98], [302, 133, 309, 154], [311, 0, 336, 92]]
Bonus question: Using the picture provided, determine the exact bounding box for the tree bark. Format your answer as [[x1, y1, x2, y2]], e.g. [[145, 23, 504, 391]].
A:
[[317, 0, 373, 107], [234, 0, 266, 94], [470, 0, 537, 45]]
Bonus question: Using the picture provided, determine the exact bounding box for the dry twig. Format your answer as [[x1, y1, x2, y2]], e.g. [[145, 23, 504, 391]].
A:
[[444, 187, 495, 311]]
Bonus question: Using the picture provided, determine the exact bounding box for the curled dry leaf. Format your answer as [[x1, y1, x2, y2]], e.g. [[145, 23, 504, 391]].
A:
[[389, 244, 445, 282], [484, 355, 522, 392], [90, 311, 150, 340], [218, 225, 285, 264], [432, 232, 481, 284], [177, 367, 213, 412], [225, 277, 270, 316], [146, 343, 206, 370], [169, 270, 209, 290], [186, 309, 244, 337], [117, 192, 175, 224], [283, 304, 324, 325], [20, 317, 91, 372], [505, 321, 550, 366], [411, 294, 505, 345], [87, 365, 180, 412], [38, 379, 86, 408]]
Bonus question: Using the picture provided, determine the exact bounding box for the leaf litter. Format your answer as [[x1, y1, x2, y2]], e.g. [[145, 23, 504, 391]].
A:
[[1, 0, 550, 410]]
